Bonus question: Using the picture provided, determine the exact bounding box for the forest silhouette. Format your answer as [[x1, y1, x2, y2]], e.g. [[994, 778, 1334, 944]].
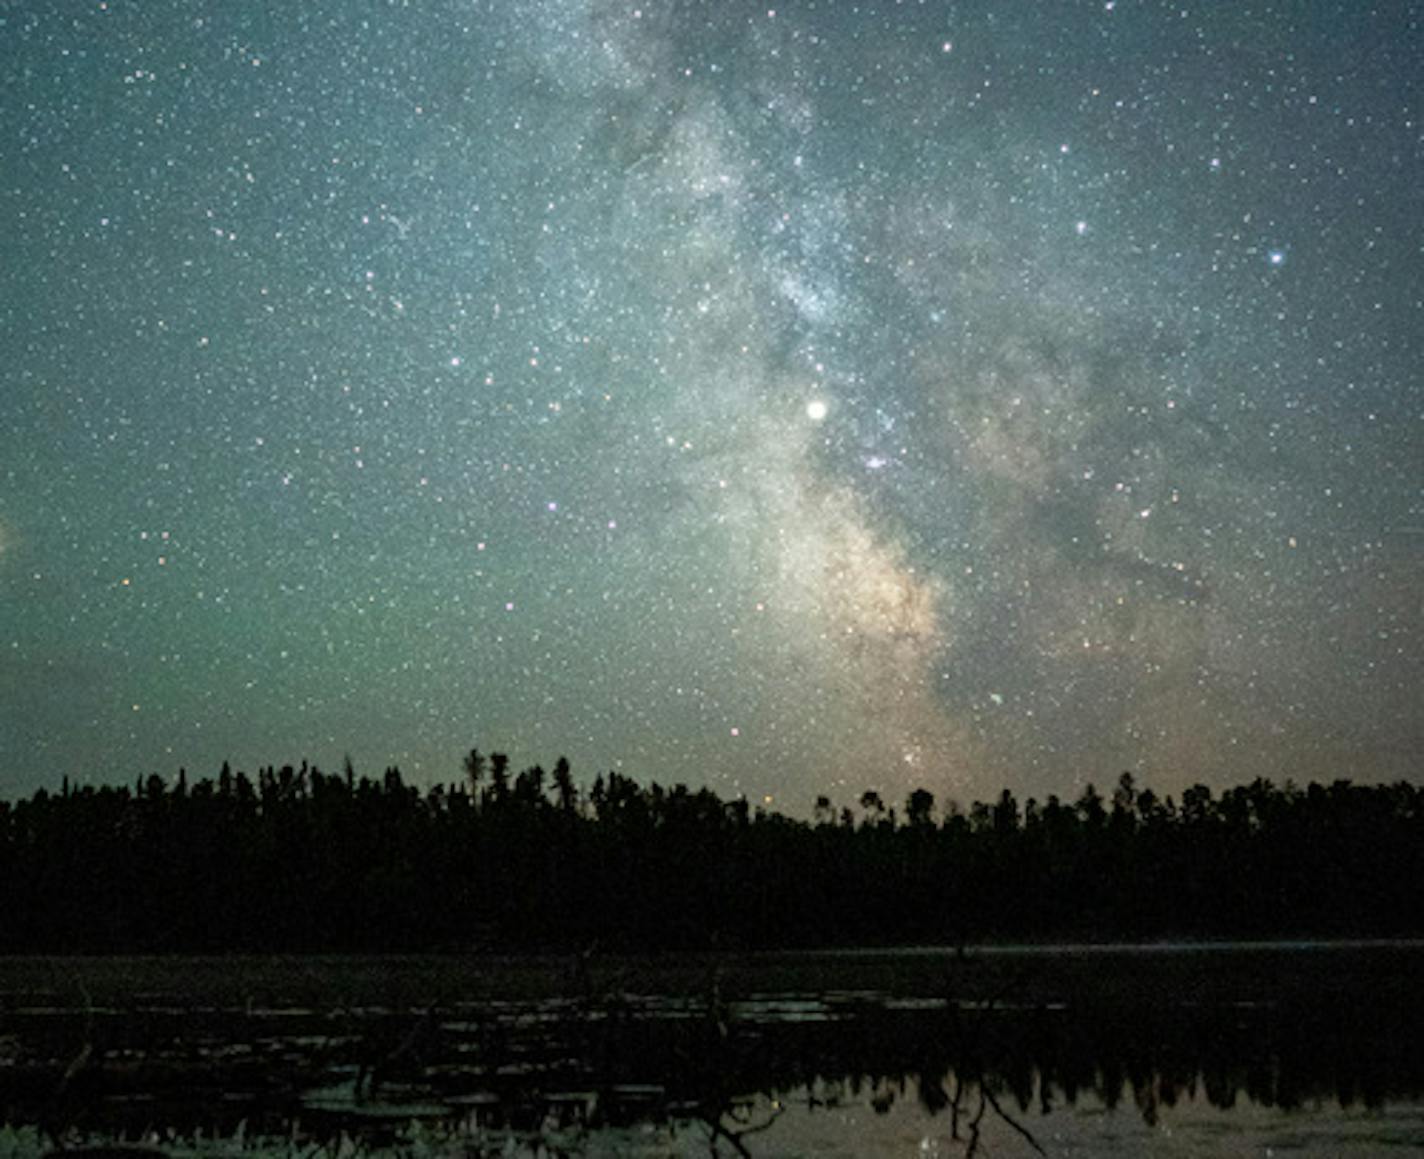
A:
[[1, 753, 1420, 952]]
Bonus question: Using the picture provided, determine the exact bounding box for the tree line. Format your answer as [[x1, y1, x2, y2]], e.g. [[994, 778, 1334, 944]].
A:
[[0, 752, 1419, 952]]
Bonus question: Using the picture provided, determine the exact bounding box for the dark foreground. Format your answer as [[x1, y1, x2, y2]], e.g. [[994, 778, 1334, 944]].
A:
[[2, 942, 1423, 1156]]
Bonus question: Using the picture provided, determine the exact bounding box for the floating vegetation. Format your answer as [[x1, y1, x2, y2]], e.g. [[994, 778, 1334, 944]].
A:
[[3, 947, 1424, 1156]]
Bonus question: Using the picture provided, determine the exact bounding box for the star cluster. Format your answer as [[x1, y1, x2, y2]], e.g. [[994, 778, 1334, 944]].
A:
[[1, 1, 1419, 807]]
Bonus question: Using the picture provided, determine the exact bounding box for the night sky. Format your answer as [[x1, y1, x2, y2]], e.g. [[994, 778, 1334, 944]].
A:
[[2, 1, 1420, 810]]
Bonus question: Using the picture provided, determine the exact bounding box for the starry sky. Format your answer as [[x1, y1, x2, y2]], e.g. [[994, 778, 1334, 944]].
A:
[[2, 1, 1420, 810]]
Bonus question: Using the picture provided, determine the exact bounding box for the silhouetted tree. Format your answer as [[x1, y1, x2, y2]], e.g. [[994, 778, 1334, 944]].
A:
[[552, 757, 577, 814], [488, 752, 510, 805], [462, 748, 485, 801], [906, 788, 935, 828]]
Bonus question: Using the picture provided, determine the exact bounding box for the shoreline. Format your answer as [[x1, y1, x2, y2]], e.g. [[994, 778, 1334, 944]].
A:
[[2, 939, 1421, 1010]]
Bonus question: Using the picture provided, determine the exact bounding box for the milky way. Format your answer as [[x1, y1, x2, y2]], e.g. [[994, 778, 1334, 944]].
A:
[[1, 2, 1419, 808]]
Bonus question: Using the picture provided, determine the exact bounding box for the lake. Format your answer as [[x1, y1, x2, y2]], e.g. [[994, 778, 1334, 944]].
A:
[[2, 942, 1422, 1156]]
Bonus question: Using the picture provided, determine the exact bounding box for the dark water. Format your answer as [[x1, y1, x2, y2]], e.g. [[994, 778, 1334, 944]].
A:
[[2, 943, 1422, 1156]]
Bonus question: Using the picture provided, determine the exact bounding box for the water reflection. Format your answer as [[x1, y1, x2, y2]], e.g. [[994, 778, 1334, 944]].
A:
[[3, 954, 1423, 1156]]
